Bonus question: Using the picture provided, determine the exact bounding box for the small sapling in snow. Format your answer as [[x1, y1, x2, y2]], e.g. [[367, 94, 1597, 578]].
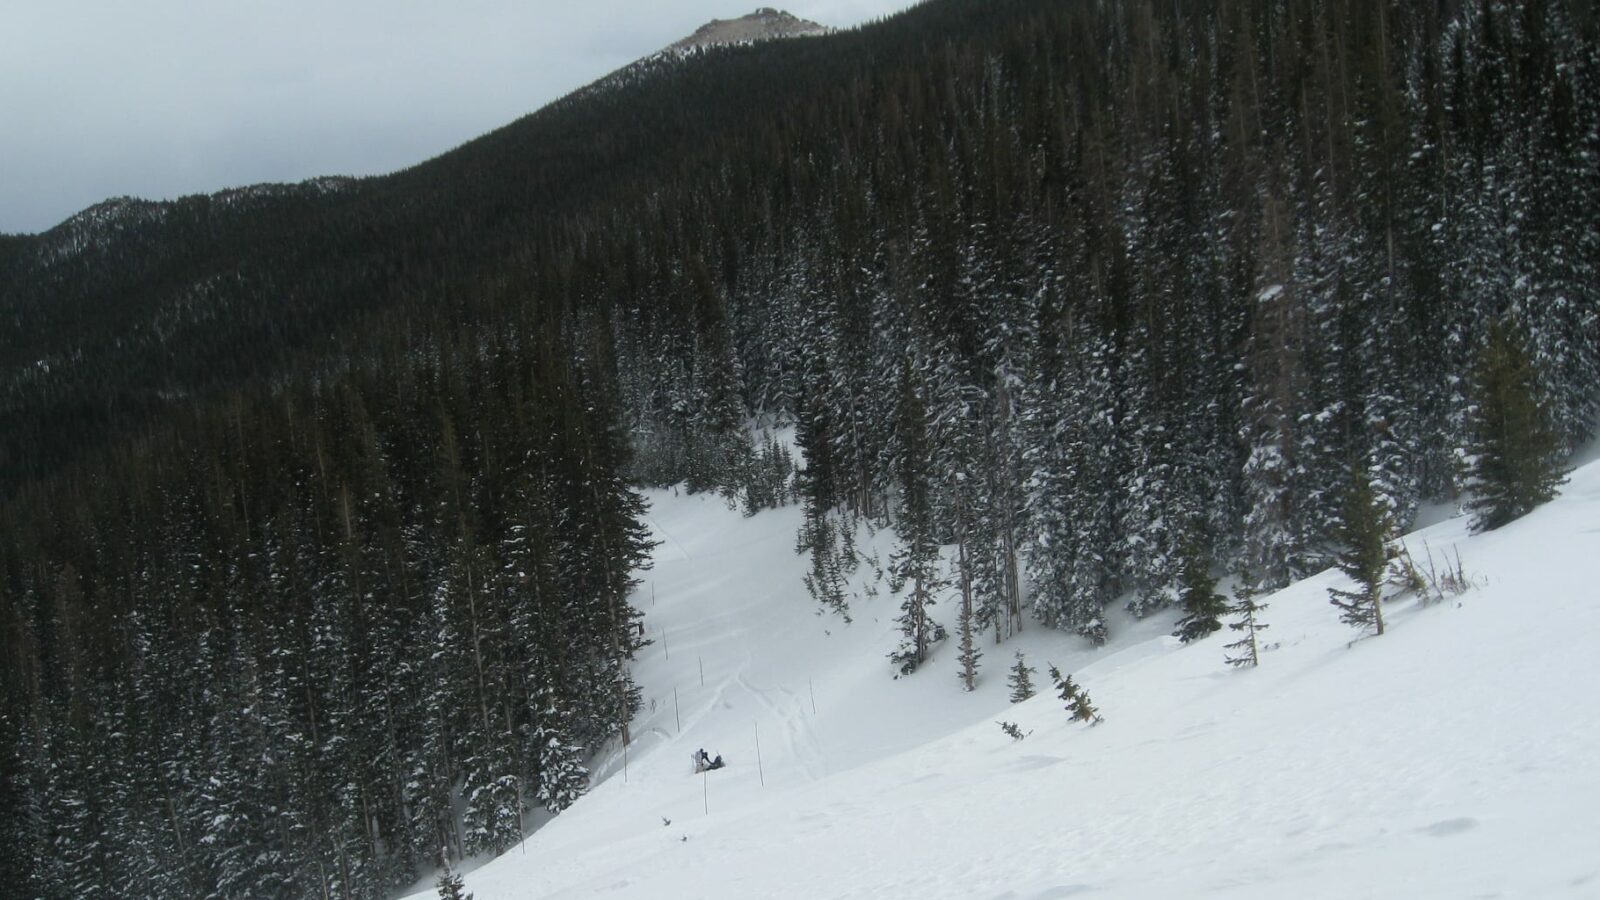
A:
[[1223, 578, 1268, 669], [1048, 665, 1103, 725], [1007, 650, 1037, 702]]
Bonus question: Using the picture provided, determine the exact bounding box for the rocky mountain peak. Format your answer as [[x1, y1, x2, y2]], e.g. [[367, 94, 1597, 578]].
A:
[[666, 7, 830, 54]]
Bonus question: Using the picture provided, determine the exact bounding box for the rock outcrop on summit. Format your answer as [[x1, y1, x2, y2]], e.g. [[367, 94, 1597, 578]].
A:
[[666, 7, 830, 54]]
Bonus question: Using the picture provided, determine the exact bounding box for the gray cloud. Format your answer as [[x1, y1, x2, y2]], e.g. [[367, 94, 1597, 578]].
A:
[[0, 0, 913, 234]]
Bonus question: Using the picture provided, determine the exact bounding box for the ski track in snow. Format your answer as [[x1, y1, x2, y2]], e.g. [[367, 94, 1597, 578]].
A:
[[735, 669, 826, 780], [406, 455, 1600, 900], [641, 512, 693, 561]]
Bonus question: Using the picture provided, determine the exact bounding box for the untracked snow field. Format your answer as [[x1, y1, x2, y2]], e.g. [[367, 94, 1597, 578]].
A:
[[405, 457, 1600, 899]]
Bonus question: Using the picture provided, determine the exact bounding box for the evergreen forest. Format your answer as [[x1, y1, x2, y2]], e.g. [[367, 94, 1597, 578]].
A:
[[1, 0, 1596, 896]]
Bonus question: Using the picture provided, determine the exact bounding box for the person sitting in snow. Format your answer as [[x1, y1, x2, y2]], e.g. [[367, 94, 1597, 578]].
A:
[[692, 749, 727, 773]]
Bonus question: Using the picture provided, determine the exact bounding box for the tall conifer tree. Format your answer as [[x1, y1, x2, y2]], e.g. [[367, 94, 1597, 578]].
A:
[[888, 361, 944, 674], [1328, 466, 1391, 637], [1465, 318, 1569, 532]]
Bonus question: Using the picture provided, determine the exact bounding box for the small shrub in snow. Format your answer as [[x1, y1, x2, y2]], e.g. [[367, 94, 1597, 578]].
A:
[[997, 721, 1029, 741], [1392, 541, 1475, 606]]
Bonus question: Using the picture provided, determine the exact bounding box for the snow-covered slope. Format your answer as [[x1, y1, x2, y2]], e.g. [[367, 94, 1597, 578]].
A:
[[406, 456, 1600, 899]]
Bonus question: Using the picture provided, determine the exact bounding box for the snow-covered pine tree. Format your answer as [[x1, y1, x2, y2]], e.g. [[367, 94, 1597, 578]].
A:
[[436, 859, 472, 900], [198, 625, 303, 899], [795, 359, 851, 620], [1239, 174, 1312, 592], [1110, 257, 1188, 620], [405, 582, 466, 869], [1172, 538, 1228, 643], [39, 710, 114, 899], [954, 505, 982, 692], [888, 360, 945, 675], [1007, 651, 1037, 702], [1464, 317, 1569, 533], [1023, 315, 1119, 644], [531, 687, 589, 814], [683, 254, 751, 495], [432, 418, 526, 859], [971, 237, 1031, 642], [1328, 466, 1392, 637], [742, 432, 795, 515], [917, 319, 990, 689], [1120, 122, 1211, 620], [0, 700, 47, 898]]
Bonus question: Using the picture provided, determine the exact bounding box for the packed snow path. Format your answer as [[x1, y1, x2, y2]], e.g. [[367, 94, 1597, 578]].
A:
[[405, 459, 1600, 899]]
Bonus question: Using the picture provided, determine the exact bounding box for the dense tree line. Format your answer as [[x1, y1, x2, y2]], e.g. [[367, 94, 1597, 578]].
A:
[[596, 0, 1596, 650], [0, 323, 651, 896], [1, 0, 1596, 895]]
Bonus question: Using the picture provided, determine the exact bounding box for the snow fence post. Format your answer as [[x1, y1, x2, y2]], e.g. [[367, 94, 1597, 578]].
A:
[[673, 686, 681, 734], [755, 722, 765, 787]]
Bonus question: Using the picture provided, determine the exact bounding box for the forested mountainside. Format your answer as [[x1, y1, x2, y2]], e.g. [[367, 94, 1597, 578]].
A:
[[2, 0, 1598, 897]]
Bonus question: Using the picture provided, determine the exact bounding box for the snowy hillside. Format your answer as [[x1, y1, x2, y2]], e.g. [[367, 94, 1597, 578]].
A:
[[407, 454, 1600, 899]]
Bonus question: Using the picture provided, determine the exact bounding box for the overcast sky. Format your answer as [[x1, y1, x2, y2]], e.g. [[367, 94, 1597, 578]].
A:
[[0, 1, 913, 235]]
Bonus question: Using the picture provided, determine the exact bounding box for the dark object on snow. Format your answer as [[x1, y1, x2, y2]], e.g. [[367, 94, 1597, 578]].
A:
[[709, 754, 725, 770]]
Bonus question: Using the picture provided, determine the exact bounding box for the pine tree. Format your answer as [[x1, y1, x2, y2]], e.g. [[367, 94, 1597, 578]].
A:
[[796, 361, 852, 621], [888, 360, 945, 675], [800, 510, 852, 622], [406, 583, 465, 870], [741, 433, 794, 514], [436, 860, 472, 900], [1024, 320, 1119, 645], [1047, 665, 1102, 725], [1171, 539, 1228, 644], [530, 688, 589, 815], [1006, 651, 1037, 703], [1223, 579, 1269, 669], [683, 255, 750, 495], [1464, 318, 1569, 532], [1327, 466, 1391, 637], [954, 491, 982, 692], [1239, 179, 1312, 591]]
